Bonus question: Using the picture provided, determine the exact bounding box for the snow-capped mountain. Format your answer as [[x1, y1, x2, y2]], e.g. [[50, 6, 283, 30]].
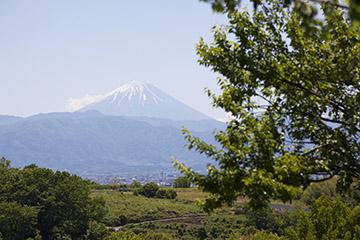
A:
[[76, 81, 211, 120]]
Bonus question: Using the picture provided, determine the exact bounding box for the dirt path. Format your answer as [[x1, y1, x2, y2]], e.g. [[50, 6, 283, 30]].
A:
[[111, 214, 207, 231], [110, 203, 297, 232]]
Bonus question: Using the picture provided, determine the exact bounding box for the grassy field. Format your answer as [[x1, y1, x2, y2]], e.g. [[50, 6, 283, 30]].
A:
[[92, 190, 203, 226], [92, 188, 297, 239], [174, 188, 208, 202]]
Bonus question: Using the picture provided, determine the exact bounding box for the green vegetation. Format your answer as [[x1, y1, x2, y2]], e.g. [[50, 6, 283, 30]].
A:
[[2, 0, 360, 239], [199, 0, 360, 23], [134, 182, 177, 199], [91, 190, 202, 226], [175, 188, 207, 202], [92, 183, 129, 192], [1, 161, 359, 239], [100, 188, 360, 240], [176, 0, 360, 210], [173, 177, 192, 188], [0, 159, 106, 240]]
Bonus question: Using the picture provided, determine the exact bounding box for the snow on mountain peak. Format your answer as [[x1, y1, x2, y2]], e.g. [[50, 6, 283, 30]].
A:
[[68, 81, 161, 111], [69, 81, 211, 120], [109, 81, 163, 105]]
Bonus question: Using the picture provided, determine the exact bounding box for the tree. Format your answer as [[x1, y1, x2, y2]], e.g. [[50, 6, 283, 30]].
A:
[[0, 162, 106, 239], [286, 196, 360, 240], [0, 202, 38, 240], [175, 0, 360, 210], [173, 176, 192, 188], [199, 0, 360, 23]]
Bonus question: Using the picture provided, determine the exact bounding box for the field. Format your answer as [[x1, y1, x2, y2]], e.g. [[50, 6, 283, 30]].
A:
[[174, 188, 208, 202], [93, 188, 297, 239], [92, 190, 203, 226]]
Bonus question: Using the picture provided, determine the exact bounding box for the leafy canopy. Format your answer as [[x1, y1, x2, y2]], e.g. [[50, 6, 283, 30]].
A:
[[176, 0, 360, 210], [199, 0, 360, 23], [0, 160, 106, 240]]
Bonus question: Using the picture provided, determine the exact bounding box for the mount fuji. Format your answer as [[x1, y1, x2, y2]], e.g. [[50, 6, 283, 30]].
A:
[[77, 81, 211, 121], [0, 82, 224, 177]]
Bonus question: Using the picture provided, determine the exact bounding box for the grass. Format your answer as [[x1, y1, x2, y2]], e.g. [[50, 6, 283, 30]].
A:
[[174, 188, 208, 202], [92, 190, 203, 226]]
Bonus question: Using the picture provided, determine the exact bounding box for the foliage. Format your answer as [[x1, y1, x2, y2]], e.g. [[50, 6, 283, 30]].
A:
[[92, 183, 129, 192], [176, 0, 360, 210], [106, 231, 175, 240], [244, 207, 292, 235], [106, 232, 142, 240], [230, 231, 284, 240], [0, 202, 38, 240], [136, 182, 160, 198], [130, 180, 142, 189], [300, 178, 338, 205], [135, 182, 177, 199], [300, 178, 360, 207], [156, 189, 178, 199], [286, 196, 360, 240], [173, 176, 192, 188], [199, 0, 360, 23], [84, 221, 110, 240], [0, 160, 106, 240]]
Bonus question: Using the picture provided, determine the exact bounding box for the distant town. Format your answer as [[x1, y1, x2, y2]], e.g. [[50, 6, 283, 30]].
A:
[[86, 171, 183, 186]]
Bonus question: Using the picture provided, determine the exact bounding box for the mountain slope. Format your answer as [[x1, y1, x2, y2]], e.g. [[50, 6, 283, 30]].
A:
[[0, 112, 219, 176], [77, 82, 211, 121]]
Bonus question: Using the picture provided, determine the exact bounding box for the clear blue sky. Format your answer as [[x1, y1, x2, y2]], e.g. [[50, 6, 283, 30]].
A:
[[0, 0, 232, 120]]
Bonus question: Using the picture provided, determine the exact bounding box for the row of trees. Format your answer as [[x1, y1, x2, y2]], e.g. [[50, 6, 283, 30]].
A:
[[134, 182, 177, 199]]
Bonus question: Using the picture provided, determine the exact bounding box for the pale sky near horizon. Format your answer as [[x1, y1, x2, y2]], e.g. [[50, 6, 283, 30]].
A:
[[0, 0, 234, 120]]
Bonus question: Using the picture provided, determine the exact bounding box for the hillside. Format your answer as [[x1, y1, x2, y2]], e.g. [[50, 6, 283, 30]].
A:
[[0, 111, 222, 176]]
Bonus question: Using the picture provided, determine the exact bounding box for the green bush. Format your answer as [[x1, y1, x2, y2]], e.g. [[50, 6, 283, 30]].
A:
[[135, 183, 177, 200], [156, 189, 177, 199], [137, 182, 159, 198]]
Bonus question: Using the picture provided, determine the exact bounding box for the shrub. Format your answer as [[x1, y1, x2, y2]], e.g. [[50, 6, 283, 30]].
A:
[[137, 182, 159, 198], [135, 183, 177, 199], [156, 189, 177, 199]]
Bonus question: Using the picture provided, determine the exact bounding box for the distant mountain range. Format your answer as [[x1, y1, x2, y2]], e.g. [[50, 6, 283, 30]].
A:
[[0, 82, 224, 177]]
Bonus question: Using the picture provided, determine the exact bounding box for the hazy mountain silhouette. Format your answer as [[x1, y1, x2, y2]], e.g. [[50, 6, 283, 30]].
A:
[[0, 111, 222, 176]]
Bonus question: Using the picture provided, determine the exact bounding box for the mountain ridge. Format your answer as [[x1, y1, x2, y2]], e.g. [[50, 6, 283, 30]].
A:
[[0, 112, 223, 176]]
